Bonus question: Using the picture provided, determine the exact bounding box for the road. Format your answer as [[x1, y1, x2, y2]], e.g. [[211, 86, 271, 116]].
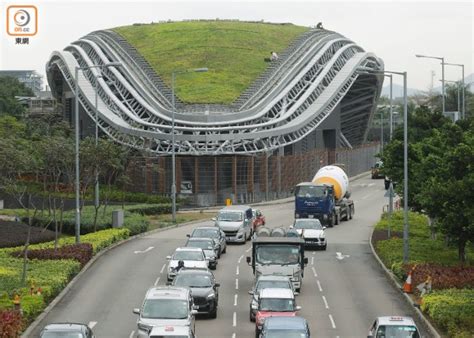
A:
[[31, 174, 427, 337]]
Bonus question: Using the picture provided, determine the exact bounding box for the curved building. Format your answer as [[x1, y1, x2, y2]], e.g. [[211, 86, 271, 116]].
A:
[[46, 21, 383, 205]]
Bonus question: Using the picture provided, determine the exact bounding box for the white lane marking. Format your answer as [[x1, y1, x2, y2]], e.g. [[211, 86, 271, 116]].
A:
[[88, 321, 97, 329], [160, 264, 166, 274], [317, 280, 323, 292], [133, 246, 154, 254], [368, 183, 375, 187], [234, 294, 238, 306], [232, 334, 236, 338], [362, 194, 370, 200], [312, 267, 318, 277], [154, 277, 160, 286], [246, 246, 251, 252], [322, 295, 329, 309], [233, 312, 237, 326], [311, 257, 314, 265], [129, 331, 135, 338], [312, 251, 315, 255], [336, 252, 350, 260], [236, 266, 240, 275], [238, 255, 244, 263], [235, 278, 239, 290], [329, 314, 336, 329]]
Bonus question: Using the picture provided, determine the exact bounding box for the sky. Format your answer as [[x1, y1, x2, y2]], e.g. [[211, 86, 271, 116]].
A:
[[0, 0, 472, 91]]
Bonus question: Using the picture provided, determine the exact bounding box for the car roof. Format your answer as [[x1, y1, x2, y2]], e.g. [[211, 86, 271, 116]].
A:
[[149, 325, 190, 335], [257, 275, 291, 283], [192, 226, 219, 231], [145, 286, 190, 300], [175, 268, 213, 277], [187, 237, 214, 242], [174, 247, 203, 253], [259, 288, 294, 299], [377, 316, 416, 326], [42, 323, 88, 331], [265, 316, 307, 329]]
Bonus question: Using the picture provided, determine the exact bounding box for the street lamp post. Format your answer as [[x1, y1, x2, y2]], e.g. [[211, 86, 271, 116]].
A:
[[443, 80, 461, 119], [356, 68, 409, 262], [94, 74, 102, 209], [445, 62, 465, 119], [415, 54, 445, 114], [74, 62, 122, 243], [385, 74, 393, 140], [171, 68, 208, 223], [380, 109, 384, 153]]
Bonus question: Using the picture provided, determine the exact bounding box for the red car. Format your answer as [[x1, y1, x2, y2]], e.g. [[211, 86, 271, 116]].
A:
[[252, 209, 266, 231], [255, 288, 300, 337]]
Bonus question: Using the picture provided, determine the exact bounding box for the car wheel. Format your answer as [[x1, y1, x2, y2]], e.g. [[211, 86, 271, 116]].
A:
[[335, 213, 339, 225], [323, 244, 327, 250], [349, 206, 353, 220], [222, 245, 226, 254], [250, 311, 255, 322], [209, 305, 217, 319]]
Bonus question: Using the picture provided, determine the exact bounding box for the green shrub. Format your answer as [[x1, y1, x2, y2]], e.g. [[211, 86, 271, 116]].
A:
[[20, 293, 44, 321], [11, 244, 94, 268], [421, 289, 474, 337], [122, 213, 148, 236], [127, 203, 172, 216]]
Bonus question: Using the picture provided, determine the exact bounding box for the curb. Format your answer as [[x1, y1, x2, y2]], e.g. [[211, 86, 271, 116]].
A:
[[368, 227, 441, 338], [21, 218, 205, 337]]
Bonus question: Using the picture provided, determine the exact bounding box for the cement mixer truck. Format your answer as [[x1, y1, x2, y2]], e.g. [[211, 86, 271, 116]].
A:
[[294, 165, 354, 227]]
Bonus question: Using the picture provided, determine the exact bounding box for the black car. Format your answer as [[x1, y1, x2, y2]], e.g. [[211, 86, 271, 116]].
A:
[[40, 323, 95, 338], [188, 227, 227, 258], [172, 269, 220, 318]]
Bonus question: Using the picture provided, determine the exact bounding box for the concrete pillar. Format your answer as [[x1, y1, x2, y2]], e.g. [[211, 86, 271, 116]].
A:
[[176, 157, 182, 194], [248, 156, 254, 194], [214, 157, 218, 205], [232, 156, 237, 201], [194, 157, 199, 194]]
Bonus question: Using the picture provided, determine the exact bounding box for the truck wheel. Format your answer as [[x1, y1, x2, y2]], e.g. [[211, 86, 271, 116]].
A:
[[349, 206, 353, 220], [335, 213, 339, 225], [328, 214, 335, 227]]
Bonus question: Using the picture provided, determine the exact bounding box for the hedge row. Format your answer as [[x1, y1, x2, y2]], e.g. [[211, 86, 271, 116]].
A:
[[421, 289, 474, 338], [403, 263, 474, 291], [11, 243, 94, 268]]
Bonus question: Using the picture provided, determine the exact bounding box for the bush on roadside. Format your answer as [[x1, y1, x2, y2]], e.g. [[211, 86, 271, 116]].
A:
[[127, 204, 172, 216], [0, 309, 23, 337], [10, 243, 93, 268], [421, 289, 474, 338], [403, 263, 474, 291]]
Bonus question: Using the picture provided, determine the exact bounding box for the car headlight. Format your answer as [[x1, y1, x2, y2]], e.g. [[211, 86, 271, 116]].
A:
[[137, 322, 152, 332], [207, 292, 216, 299], [295, 213, 300, 218], [293, 272, 300, 281], [323, 214, 328, 220]]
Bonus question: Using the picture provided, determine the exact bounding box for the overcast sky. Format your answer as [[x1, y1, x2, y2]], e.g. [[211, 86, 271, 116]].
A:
[[0, 0, 472, 91]]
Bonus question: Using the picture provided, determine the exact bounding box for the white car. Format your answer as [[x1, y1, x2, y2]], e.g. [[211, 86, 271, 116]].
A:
[[148, 325, 196, 338], [368, 316, 420, 338], [167, 247, 209, 282], [291, 218, 327, 250]]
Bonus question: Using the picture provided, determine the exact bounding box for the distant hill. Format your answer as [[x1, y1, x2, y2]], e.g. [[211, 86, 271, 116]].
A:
[[381, 73, 473, 98]]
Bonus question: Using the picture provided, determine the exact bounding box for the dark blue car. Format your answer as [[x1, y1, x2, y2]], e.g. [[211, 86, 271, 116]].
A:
[[260, 316, 310, 337]]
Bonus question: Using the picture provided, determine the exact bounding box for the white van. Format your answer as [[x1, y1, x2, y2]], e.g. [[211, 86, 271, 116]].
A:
[[213, 205, 253, 243]]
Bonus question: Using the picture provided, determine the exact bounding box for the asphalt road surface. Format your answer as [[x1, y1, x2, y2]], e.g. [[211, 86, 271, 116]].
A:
[[31, 174, 427, 337]]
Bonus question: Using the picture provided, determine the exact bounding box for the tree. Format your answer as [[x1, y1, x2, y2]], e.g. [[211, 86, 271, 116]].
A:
[[0, 76, 34, 116]]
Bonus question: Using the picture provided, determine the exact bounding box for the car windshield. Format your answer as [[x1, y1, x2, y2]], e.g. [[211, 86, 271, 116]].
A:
[[376, 325, 419, 338], [256, 245, 300, 265], [295, 185, 326, 198], [264, 331, 307, 338], [259, 298, 295, 311], [142, 299, 188, 319], [192, 229, 218, 239], [41, 333, 84, 338], [218, 212, 242, 221], [174, 274, 212, 288], [293, 220, 323, 230], [256, 280, 291, 292], [187, 240, 213, 250], [173, 251, 204, 261]]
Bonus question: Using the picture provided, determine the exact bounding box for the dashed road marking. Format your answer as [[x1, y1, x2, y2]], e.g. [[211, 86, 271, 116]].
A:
[[368, 183, 375, 187], [160, 264, 166, 274], [133, 246, 154, 254], [238, 255, 244, 264], [245, 246, 251, 252], [233, 312, 237, 327], [234, 294, 238, 306], [312, 266, 318, 277], [362, 194, 370, 200], [322, 295, 329, 309], [129, 330, 135, 338], [88, 321, 97, 329], [235, 278, 239, 290], [329, 314, 336, 329], [236, 266, 239, 275], [312, 251, 315, 255], [154, 277, 160, 286], [317, 280, 323, 292], [311, 257, 314, 265], [232, 334, 236, 338]]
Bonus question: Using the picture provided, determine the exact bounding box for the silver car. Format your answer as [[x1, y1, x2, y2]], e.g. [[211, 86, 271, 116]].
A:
[[185, 237, 218, 270], [188, 227, 227, 257], [248, 275, 296, 322], [133, 286, 196, 338], [167, 247, 208, 282]]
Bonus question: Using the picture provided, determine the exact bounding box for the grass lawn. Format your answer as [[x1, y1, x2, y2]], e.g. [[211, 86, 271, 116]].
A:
[[114, 20, 309, 104], [147, 212, 213, 231]]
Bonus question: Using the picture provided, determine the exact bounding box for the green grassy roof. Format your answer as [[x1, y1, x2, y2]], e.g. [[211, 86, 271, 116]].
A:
[[113, 21, 309, 104]]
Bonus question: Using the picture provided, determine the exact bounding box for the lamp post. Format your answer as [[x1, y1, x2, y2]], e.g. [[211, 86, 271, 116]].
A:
[[380, 109, 384, 153], [384, 74, 393, 140], [356, 68, 409, 263], [445, 62, 465, 119], [443, 79, 461, 119], [74, 61, 122, 243], [171, 67, 208, 223], [415, 54, 445, 114]]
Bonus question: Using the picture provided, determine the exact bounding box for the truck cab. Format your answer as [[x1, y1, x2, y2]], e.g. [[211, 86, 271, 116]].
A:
[[246, 237, 307, 292], [294, 182, 337, 226]]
